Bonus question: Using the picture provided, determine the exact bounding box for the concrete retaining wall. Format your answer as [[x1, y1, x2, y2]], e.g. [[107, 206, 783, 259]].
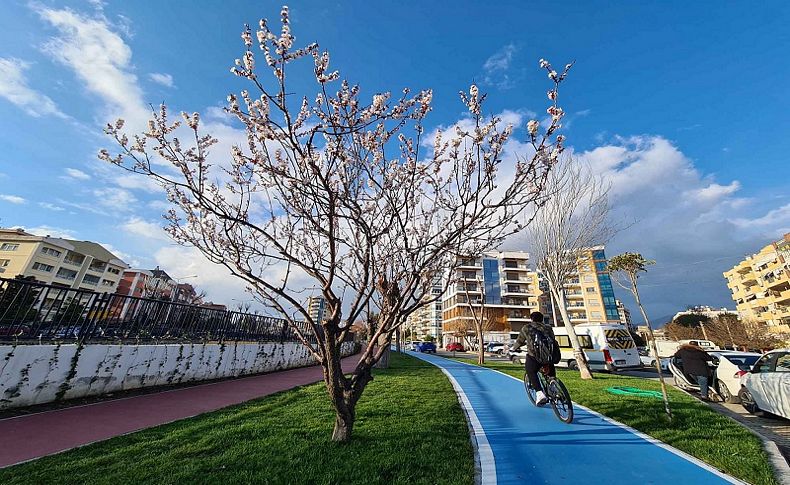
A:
[[0, 341, 355, 409]]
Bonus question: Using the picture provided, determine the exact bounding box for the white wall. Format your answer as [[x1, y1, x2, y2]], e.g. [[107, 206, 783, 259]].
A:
[[0, 341, 356, 410]]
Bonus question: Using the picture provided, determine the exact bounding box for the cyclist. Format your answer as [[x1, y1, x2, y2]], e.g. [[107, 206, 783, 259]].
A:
[[511, 311, 556, 406]]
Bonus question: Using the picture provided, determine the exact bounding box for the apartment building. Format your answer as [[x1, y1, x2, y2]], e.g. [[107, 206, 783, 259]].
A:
[[723, 233, 790, 334], [307, 296, 327, 324], [441, 251, 545, 346], [558, 246, 621, 325], [0, 228, 127, 293], [616, 299, 633, 330], [406, 276, 444, 340]]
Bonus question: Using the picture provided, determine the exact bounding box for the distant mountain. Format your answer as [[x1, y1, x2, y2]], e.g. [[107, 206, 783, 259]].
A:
[[633, 314, 675, 328]]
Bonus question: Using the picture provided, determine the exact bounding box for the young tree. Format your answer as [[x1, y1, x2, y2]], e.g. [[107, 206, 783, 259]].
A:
[[462, 276, 502, 365], [608, 253, 672, 420], [100, 6, 571, 441], [527, 159, 612, 379]]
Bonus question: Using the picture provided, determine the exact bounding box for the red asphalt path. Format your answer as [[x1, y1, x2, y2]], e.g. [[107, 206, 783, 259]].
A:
[[0, 357, 358, 468]]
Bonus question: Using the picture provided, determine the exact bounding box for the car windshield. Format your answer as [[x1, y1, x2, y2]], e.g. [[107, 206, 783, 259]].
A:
[[722, 354, 761, 370]]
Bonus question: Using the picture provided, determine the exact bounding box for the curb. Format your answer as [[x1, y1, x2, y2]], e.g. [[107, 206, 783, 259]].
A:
[[708, 402, 790, 485]]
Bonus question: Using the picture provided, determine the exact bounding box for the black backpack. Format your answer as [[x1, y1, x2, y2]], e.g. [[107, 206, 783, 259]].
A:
[[531, 330, 561, 365]]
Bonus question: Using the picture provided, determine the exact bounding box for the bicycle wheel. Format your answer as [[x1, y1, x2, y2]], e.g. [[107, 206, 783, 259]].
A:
[[523, 372, 537, 405], [547, 378, 574, 424]]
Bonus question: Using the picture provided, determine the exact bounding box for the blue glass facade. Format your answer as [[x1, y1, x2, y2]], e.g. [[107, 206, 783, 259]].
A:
[[593, 251, 620, 321], [483, 258, 501, 304]]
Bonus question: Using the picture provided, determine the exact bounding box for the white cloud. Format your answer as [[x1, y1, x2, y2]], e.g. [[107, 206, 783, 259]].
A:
[[0, 57, 67, 118], [36, 6, 150, 128], [148, 72, 174, 87], [39, 202, 65, 211], [21, 225, 77, 239], [121, 216, 170, 241], [112, 173, 164, 193], [64, 167, 91, 180], [0, 194, 26, 204], [92, 187, 137, 211], [97, 241, 138, 267], [570, 135, 789, 319], [482, 43, 518, 89]]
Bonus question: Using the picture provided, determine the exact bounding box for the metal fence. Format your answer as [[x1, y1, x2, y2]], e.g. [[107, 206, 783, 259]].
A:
[[0, 276, 319, 345]]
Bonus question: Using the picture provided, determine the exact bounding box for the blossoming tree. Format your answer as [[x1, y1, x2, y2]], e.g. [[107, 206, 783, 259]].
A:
[[100, 6, 571, 441]]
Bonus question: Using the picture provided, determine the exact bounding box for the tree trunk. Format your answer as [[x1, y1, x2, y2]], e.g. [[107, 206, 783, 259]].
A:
[[374, 333, 390, 369], [395, 327, 402, 353], [477, 323, 485, 365], [331, 405, 355, 442], [633, 283, 672, 420], [552, 286, 594, 379]]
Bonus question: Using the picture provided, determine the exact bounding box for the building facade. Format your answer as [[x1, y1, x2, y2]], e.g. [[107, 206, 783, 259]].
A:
[[616, 299, 633, 330], [0, 228, 127, 293], [307, 296, 327, 324], [407, 275, 443, 341], [441, 251, 545, 347], [557, 246, 621, 325], [724, 233, 790, 334]]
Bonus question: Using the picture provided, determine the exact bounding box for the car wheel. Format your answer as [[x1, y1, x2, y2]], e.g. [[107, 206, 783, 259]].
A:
[[510, 355, 518, 364], [738, 388, 760, 414], [650, 360, 656, 368], [717, 382, 734, 403], [568, 359, 578, 370]]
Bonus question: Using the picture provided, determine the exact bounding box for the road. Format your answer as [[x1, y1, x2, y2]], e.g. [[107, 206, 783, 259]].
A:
[[411, 351, 740, 484]]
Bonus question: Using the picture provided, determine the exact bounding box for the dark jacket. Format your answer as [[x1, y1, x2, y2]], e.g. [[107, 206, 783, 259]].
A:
[[675, 344, 712, 376], [513, 320, 555, 358]]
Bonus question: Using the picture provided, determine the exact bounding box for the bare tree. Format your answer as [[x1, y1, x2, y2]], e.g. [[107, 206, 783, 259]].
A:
[[526, 159, 612, 379], [100, 6, 572, 441], [608, 253, 672, 420], [461, 275, 502, 364]]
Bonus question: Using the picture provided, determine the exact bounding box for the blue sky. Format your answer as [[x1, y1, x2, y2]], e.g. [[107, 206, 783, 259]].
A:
[[0, 0, 788, 320]]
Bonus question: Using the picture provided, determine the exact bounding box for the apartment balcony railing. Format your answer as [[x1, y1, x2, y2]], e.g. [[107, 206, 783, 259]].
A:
[[0, 277, 330, 345], [62, 258, 83, 267]]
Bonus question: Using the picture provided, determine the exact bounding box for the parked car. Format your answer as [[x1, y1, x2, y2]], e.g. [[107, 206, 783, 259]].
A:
[[414, 341, 436, 353], [446, 342, 465, 352], [405, 341, 416, 351], [638, 349, 670, 371], [669, 350, 761, 403], [486, 342, 506, 355], [739, 349, 790, 418]]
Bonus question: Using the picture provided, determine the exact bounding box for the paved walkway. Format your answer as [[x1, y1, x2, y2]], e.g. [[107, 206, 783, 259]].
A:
[[410, 351, 741, 484], [0, 357, 357, 468]]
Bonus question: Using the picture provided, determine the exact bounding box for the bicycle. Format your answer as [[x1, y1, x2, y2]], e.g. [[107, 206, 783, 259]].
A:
[[524, 365, 574, 423]]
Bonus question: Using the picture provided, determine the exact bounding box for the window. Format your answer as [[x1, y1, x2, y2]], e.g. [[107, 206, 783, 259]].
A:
[[592, 250, 605, 260], [775, 354, 790, 372], [556, 335, 593, 349], [586, 287, 596, 293], [461, 270, 476, 279], [1, 243, 19, 251], [507, 284, 522, 293], [82, 275, 100, 285], [41, 247, 62, 258], [32, 262, 54, 272], [606, 309, 620, 320], [102, 279, 115, 286], [583, 274, 594, 283], [0, 259, 9, 267], [752, 354, 777, 373], [56, 268, 78, 280], [587, 299, 600, 307], [595, 261, 608, 271], [107, 267, 121, 275], [590, 311, 602, 319]]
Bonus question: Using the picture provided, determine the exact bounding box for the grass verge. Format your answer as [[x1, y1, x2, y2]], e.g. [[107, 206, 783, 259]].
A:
[[0, 353, 474, 485], [470, 358, 777, 485]]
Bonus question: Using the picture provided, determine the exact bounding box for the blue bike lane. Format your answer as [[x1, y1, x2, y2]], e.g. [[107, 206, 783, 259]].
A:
[[409, 351, 741, 485]]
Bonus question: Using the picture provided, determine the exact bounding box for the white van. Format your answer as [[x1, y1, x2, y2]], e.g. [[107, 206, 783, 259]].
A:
[[509, 323, 641, 371], [652, 339, 719, 358]]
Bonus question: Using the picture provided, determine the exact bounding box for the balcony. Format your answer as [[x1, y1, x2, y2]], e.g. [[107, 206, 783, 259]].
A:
[[55, 270, 77, 281], [457, 259, 482, 269], [569, 314, 587, 322], [565, 291, 584, 299]]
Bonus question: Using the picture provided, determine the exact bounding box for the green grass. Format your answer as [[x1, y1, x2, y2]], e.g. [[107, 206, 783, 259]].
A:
[[0, 353, 474, 485], [468, 358, 778, 485]]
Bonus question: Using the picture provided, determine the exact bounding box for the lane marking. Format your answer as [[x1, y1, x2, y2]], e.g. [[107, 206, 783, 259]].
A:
[[410, 352, 496, 485]]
